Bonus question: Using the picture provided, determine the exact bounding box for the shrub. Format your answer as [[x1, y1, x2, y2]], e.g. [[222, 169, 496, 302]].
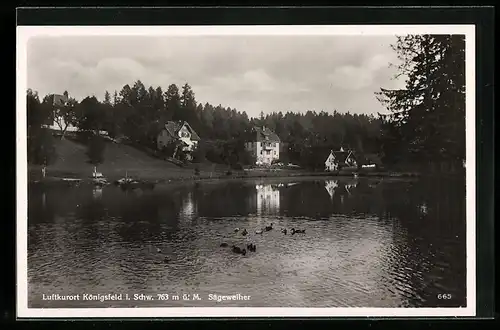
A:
[[231, 163, 243, 171]]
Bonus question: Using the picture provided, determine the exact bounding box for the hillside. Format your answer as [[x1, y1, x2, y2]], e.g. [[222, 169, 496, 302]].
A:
[[30, 137, 195, 181]]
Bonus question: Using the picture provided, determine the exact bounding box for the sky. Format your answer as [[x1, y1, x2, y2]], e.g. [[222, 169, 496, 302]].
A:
[[27, 35, 406, 118]]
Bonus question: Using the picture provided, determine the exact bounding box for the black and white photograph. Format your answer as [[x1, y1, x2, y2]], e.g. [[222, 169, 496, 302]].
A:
[[17, 24, 476, 318]]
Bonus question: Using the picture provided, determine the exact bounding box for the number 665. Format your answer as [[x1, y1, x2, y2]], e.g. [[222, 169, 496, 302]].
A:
[[437, 294, 452, 299]]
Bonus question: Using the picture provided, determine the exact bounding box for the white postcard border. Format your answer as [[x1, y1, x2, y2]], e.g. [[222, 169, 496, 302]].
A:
[[16, 24, 476, 318]]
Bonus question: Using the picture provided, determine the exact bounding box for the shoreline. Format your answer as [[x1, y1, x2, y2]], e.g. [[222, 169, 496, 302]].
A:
[[27, 166, 430, 187]]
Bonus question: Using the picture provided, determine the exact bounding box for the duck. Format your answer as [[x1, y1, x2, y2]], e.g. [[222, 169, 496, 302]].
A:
[[163, 256, 169, 263], [281, 228, 287, 235], [231, 245, 247, 256], [241, 229, 248, 236], [265, 223, 274, 231], [247, 243, 256, 252], [234, 228, 240, 233], [156, 248, 162, 253], [220, 242, 228, 247], [255, 229, 263, 234], [291, 228, 306, 235]]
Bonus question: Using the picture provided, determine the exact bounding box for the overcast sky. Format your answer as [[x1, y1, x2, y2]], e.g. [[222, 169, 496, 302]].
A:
[[27, 35, 406, 118]]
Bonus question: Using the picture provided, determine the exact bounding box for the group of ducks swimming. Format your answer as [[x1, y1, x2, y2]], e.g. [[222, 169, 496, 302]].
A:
[[154, 223, 306, 262], [219, 223, 306, 256]]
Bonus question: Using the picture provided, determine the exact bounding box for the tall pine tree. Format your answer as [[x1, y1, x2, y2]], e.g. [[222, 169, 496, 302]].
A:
[[376, 34, 465, 171]]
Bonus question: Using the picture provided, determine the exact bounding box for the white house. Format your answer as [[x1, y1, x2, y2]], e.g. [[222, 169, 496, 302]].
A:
[[324, 148, 358, 171], [157, 120, 201, 159], [245, 126, 281, 166]]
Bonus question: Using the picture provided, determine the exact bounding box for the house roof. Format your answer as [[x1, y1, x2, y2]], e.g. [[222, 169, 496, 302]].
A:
[[52, 94, 68, 107], [328, 150, 357, 164], [253, 126, 280, 142], [162, 120, 201, 141]]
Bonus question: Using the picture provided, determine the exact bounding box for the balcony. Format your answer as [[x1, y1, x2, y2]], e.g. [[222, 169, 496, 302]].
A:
[[261, 142, 275, 150]]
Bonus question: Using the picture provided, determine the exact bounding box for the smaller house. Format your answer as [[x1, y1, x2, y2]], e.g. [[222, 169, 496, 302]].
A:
[[324, 147, 358, 172], [157, 120, 201, 160]]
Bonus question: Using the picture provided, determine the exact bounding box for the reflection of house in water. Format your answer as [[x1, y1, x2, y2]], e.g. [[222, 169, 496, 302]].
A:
[[92, 187, 103, 199], [256, 184, 280, 215], [179, 191, 197, 220], [325, 180, 339, 199], [325, 179, 359, 199], [344, 180, 359, 195]]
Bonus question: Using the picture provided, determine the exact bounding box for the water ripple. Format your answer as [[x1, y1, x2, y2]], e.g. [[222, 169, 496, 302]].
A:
[[27, 179, 466, 308]]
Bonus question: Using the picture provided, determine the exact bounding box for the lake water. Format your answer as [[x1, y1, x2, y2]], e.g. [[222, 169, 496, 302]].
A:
[[27, 176, 467, 308]]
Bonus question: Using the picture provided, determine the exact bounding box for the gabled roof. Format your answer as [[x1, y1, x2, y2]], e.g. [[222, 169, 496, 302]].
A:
[[252, 126, 280, 142], [162, 120, 201, 141], [328, 150, 357, 164]]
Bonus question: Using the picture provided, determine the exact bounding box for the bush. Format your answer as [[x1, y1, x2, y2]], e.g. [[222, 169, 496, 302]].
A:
[[28, 128, 58, 166], [192, 144, 206, 163], [177, 150, 188, 163], [231, 163, 243, 171]]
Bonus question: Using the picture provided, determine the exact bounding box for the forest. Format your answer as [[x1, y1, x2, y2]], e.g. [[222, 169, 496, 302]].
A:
[[27, 34, 466, 173]]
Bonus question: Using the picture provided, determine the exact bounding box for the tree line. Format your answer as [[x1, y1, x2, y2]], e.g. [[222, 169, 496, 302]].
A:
[[27, 81, 383, 170], [27, 34, 466, 173]]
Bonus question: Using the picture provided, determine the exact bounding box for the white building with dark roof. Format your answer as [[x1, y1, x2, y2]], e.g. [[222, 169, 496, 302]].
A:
[[245, 126, 281, 165]]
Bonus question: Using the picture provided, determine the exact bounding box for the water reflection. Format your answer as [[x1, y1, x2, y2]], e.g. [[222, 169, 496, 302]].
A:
[[256, 184, 280, 215], [325, 180, 339, 199], [92, 186, 103, 199], [27, 177, 466, 308]]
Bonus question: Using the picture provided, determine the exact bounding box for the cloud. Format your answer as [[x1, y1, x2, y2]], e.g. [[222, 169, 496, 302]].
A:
[[26, 35, 405, 117]]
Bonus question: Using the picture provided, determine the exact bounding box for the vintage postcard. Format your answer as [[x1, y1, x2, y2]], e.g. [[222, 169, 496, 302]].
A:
[[16, 24, 476, 318]]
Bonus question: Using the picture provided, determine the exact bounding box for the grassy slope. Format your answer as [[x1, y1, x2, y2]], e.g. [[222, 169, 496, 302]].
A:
[[28, 137, 332, 182], [30, 138, 196, 181]]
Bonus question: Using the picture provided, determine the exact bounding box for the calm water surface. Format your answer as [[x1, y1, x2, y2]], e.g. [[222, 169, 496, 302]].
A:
[[27, 177, 466, 308]]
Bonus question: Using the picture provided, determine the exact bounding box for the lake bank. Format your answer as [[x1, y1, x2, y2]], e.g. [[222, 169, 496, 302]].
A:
[[28, 165, 423, 187]]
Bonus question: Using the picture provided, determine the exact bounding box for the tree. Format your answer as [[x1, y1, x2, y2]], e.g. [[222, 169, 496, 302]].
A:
[[376, 34, 465, 171], [192, 143, 206, 163], [50, 91, 78, 139], [112, 91, 119, 106], [77, 96, 105, 137], [86, 135, 106, 171], [164, 84, 181, 121], [104, 91, 112, 105], [29, 129, 58, 166], [27, 89, 57, 165]]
